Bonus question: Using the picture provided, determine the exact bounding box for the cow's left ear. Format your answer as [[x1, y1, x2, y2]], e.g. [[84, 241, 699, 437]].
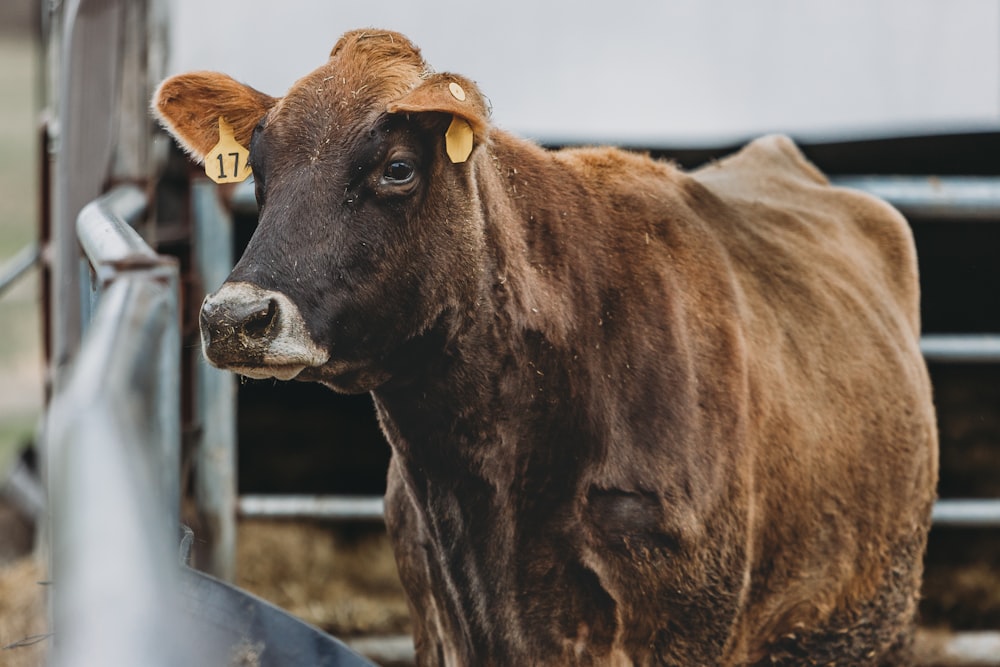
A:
[[152, 72, 278, 163], [387, 73, 490, 163]]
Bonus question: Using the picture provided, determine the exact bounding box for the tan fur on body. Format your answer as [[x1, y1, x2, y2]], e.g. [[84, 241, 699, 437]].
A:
[[154, 30, 937, 665]]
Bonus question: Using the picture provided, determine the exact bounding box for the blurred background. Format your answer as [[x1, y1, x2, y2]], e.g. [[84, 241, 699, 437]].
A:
[[0, 0, 41, 518], [0, 2, 43, 666], [170, 0, 1000, 145]]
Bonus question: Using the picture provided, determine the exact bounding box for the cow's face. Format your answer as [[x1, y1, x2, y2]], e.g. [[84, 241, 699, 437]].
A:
[[154, 31, 490, 393]]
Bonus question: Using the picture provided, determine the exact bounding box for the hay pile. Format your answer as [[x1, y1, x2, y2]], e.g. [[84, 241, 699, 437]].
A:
[[0, 556, 47, 667], [236, 519, 411, 638]]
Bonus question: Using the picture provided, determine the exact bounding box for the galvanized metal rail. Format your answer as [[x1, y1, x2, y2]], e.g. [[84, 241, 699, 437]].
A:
[[932, 500, 1000, 528], [0, 242, 40, 298], [240, 496, 1000, 528], [832, 175, 1000, 222], [48, 184, 185, 666], [47, 182, 377, 665], [920, 334, 1000, 364], [192, 182, 238, 581], [239, 494, 386, 522]]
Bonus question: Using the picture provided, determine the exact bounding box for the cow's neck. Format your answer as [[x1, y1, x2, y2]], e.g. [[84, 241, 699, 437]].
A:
[[372, 130, 605, 495]]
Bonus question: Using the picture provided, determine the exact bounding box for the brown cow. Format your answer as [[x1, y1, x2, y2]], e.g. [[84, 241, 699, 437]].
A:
[[154, 29, 937, 666]]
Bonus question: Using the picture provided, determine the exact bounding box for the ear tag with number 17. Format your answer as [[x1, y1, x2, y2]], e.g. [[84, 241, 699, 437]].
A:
[[206, 117, 252, 184]]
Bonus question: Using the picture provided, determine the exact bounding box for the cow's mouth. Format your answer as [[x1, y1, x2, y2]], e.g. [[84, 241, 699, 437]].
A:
[[227, 363, 312, 381]]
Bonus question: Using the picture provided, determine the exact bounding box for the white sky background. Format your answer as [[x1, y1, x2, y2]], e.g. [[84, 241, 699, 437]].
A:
[[168, 0, 1000, 146]]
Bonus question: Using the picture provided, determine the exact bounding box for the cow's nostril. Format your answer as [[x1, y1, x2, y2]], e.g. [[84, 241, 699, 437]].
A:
[[201, 294, 280, 348], [242, 297, 278, 338]]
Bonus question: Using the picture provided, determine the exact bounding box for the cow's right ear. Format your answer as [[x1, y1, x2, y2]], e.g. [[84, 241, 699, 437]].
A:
[[152, 72, 277, 163], [387, 73, 490, 163]]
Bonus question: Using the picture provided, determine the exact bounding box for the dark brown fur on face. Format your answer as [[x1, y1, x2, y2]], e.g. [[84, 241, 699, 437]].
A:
[[154, 29, 938, 666]]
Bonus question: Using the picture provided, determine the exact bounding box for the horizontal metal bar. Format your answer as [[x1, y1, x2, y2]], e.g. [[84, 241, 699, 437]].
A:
[[345, 635, 415, 666], [238, 494, 386, 522], [832, 176, 1000, 221], [1, 456, 45, 520], [0, 242, 40, 298], [234, 175, 1000, 223], [931, 499, 1000, 527], [240, 495, 1000, 528], [76, 183, 154, 270], [913, 630, 1000, 666], [921, 334, 1000, 363]]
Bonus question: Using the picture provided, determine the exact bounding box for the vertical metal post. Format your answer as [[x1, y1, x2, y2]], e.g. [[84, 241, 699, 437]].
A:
[[49, 279, 185, 667], [156, 265, 181, 531], [192, 181, 238, 580], [50, 0, 125, 390]]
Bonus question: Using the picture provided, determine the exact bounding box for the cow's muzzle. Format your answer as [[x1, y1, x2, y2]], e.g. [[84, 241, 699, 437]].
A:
[[199, 282, 329, 380]]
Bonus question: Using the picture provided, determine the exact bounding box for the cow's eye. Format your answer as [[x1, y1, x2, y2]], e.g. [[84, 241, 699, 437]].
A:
[[382, 159, 415, 184]]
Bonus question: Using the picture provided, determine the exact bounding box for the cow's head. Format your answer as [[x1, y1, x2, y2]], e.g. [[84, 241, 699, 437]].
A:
[[154, 30, 491, 393]]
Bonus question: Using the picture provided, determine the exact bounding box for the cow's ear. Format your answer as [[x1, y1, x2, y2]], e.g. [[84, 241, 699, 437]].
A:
[[387, 73, 490, 163], [152, 72, 277, 163]]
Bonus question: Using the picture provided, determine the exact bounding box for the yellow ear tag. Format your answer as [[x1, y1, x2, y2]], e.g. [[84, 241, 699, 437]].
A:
[[445, 116, 474, 164], [205, 117, 252, 184]]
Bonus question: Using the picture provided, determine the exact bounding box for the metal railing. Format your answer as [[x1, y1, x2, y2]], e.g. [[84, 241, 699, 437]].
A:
[[832, 175, 1000, 222], [45, 183, 375, 666], [46, 185, 185, 667], [0, 242, 40, 298]]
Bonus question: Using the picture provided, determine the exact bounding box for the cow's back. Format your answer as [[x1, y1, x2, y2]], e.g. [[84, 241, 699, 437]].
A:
[[686, 135, 937, 663]]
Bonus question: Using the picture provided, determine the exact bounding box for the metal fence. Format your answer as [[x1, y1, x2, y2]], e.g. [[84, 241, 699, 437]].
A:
[[43, 184, 375, 666], [45, 185, 184, 667]]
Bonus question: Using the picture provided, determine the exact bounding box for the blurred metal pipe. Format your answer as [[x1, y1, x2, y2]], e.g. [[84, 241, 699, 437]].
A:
[[931, 499, 1000, 528], [239, 495, 1000, 528], [920, 334, 1000, 363], [235, 176, 1000, 222], [48, 278, 184, 667], [2, 457, 46, 520], [0, 242, 40, 298], [833, 176, 1000, 221], [239, 494, 386, 522], [192, 181, 238, 581], [51, 0, 126, 387], [76, 183, 152, 271], [346, 635, 416, 666]]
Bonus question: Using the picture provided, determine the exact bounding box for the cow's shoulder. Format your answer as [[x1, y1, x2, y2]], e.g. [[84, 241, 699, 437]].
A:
[[690, 135, 917, 320], [692, 134, 827, 198]]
